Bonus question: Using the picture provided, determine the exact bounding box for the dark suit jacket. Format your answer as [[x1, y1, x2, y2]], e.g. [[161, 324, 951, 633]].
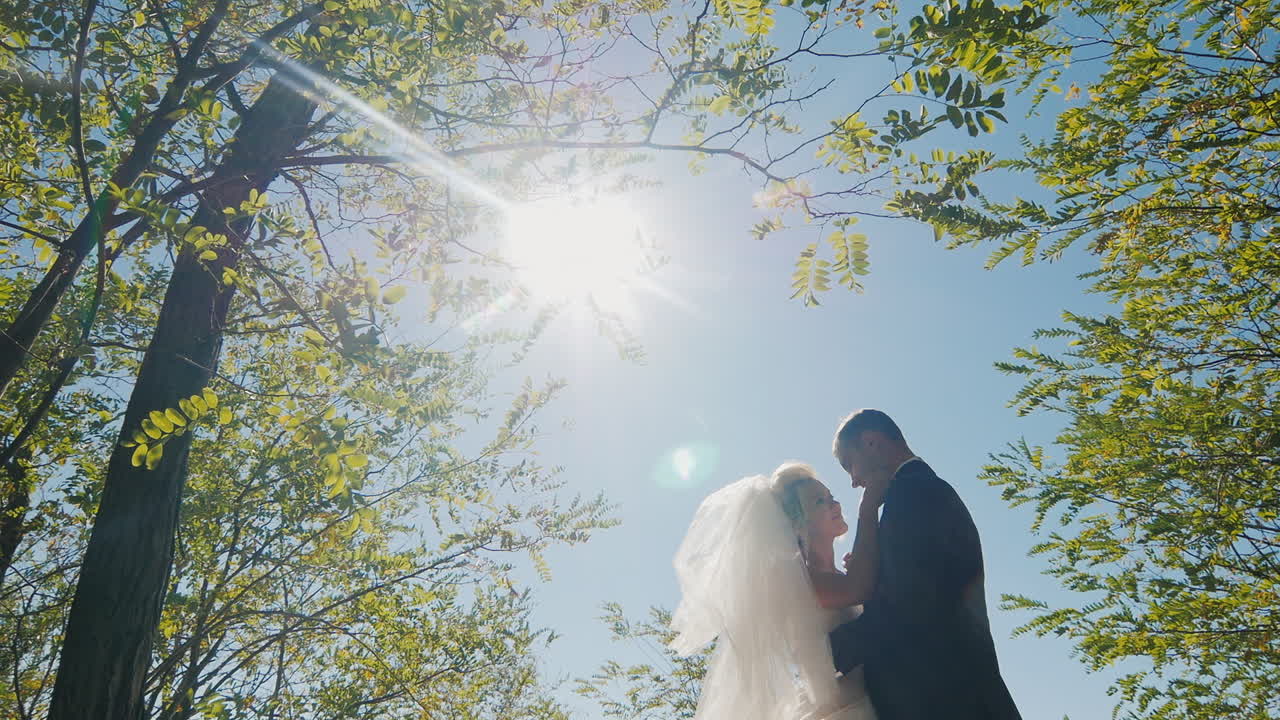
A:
[[829, 459, 1021, 720]]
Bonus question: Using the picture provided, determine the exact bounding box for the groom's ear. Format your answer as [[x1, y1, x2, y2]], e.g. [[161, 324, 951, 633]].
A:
[[862, 430, 895, 457]]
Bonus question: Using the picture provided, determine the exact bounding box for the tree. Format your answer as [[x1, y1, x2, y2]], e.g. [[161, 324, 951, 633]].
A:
[[2, 305, 611, 719], [128, 330, 609, 720], [4, 0, 636, 715], [860, 1, 1280, 718], [576, 604, 709, 720]]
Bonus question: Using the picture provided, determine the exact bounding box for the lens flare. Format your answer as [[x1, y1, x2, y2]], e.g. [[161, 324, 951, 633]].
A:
[[460, 288, 522, 332], [672, 447, 697, 482], [259, 44, 502, 208], [653, 442, 720, 490]]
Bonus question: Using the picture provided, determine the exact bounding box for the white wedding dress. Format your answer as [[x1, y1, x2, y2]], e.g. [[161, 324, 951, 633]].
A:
[[819, 606, 877, 720], [670, 475, 877, 720]]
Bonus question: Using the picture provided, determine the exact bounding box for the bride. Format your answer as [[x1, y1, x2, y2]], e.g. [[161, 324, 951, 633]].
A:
[[670, 462, 882, 720]]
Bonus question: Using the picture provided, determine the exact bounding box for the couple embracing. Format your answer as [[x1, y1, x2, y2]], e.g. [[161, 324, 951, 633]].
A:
[[671, 409, 1023, 720]]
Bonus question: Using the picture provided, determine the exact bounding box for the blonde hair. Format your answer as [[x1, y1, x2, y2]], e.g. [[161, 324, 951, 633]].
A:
[[770, 461, 818, 536]]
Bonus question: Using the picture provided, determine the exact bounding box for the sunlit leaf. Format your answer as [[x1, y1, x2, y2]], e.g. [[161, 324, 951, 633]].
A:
[[145, 443, 164, 470]]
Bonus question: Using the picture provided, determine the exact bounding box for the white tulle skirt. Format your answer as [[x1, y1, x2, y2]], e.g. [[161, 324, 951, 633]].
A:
[[821, 666, 877, 720]]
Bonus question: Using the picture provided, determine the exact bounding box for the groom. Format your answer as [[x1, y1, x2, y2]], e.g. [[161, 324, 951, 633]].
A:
[[829, 409, 1022, 720]]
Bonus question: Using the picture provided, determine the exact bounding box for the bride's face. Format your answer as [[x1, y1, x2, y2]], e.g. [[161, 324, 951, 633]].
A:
[[799, 480, 848, 542]]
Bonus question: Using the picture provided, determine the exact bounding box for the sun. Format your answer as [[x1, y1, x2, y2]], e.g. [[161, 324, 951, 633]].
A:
[[501, 194, 652, 313]]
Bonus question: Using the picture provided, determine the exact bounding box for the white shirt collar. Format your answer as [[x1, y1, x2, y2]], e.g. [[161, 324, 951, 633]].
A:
[[894, 456, 923, 477]]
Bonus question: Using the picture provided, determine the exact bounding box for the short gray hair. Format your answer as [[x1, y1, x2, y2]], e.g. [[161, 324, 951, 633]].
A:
[[833, 408, 905, 457]]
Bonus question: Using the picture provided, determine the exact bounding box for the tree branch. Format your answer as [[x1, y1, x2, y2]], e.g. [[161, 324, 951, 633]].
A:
[[283, 139, 789, 182], [196, 1, 328, 95], [0, 219, 66, 248], [69, 0, 99, 209]]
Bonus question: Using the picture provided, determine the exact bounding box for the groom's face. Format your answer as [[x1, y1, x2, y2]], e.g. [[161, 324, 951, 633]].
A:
[[837, 438, 870, 488], [838, 432, 885, 489]]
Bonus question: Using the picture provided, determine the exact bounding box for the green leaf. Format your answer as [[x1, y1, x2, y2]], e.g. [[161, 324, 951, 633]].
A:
[[945, 76, 963, 103], [381, 286, 407, 304], [150, 410, 174, 433], [145, 443, 164, 470], [323, 452, 341, 473], [183, 226, 207, 245], [131, 443, 148, 467], [325, 473, 346, 499], [344, 454, 368, 469], [708, 95, 732, 115], [946, 105, 963, 128], [343, 513, 361, 537]]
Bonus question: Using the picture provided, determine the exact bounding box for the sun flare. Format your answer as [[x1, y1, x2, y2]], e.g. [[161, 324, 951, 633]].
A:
[[502, 195, 652, 313]]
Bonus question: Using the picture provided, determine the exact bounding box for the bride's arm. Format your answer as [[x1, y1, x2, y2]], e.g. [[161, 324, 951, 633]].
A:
[[809, 501, 879, 609]]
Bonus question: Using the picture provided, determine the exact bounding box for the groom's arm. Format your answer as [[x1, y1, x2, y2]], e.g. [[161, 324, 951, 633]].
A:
[[829, 613, 873, 674]]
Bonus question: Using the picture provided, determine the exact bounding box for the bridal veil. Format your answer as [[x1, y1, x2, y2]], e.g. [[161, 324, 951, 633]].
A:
[[670, 474, 843, 720]]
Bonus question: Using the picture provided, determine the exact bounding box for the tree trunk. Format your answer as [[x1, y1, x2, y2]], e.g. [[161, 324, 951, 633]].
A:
[[47, 67, 319, 720], [0, 451, 31, 586]]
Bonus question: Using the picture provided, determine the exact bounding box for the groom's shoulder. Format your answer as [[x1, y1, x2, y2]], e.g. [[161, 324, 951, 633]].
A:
[[898, 460, 946, 489], [897, 463, 965, 506]]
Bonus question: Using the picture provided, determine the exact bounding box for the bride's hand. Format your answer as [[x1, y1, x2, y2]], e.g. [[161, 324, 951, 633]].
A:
[[859, 468, 891, 510], [843, 551, 854, 574]]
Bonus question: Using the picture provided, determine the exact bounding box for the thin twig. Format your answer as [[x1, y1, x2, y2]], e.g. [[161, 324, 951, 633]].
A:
[[0, 219, 66, 248]]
